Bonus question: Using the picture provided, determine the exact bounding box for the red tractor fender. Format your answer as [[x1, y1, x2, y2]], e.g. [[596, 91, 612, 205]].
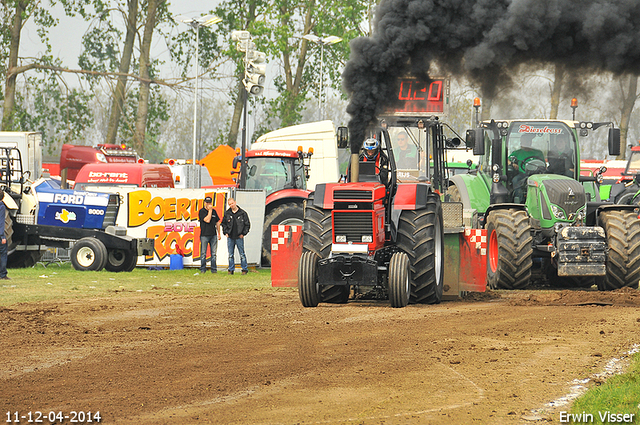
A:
[[265, 188, 310, 207], [392, 182, 433, 210]]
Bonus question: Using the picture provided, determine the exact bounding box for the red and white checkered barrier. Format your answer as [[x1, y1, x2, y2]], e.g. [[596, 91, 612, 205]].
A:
[[271, 225, 302, 287], [464, 228, 487, 256], [271, 225, 300, 251]]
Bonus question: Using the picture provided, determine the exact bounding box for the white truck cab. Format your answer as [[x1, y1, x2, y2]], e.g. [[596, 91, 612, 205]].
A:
[[251, 120, 349, 190]]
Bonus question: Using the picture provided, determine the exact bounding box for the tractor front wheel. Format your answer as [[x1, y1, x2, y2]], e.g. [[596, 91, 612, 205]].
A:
[[397, 194, 444, 304], [388, 252, 410, 308], [70, 238, 108, 271], [298, 251, 320, 307], [486, 209, 533, 289], [301, 194, 349, 304]]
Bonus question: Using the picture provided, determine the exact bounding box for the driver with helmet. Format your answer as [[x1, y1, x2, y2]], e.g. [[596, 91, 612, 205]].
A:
[[359, 137, 389, 183]]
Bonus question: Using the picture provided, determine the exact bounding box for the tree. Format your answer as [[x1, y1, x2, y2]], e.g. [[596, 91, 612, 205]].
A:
[[105, 0, 138, 145], [264, 0, 366, 128], [12, 68, 94, 155], [209, 0, 368, 146], [78, 0, 173, 155], [132, 0, 158, 156], [3, 0, 31, 130]]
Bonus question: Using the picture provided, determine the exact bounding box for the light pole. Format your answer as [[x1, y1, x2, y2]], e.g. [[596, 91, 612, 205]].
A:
[[302, 34, 342, 121], [178, 14, 221, 165], [231, 30, 266, 189]]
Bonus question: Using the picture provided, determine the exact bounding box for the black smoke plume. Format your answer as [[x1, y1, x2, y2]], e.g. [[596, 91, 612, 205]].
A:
[[343, 0, 640, 152]]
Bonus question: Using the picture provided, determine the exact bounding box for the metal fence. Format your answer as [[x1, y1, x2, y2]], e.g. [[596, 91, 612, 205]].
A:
[[37, 247, 71, 267]]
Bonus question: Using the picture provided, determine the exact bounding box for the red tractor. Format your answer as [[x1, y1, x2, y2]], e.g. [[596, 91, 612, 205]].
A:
[[298, 121, 448, 308], [234, 147, 313, 265]]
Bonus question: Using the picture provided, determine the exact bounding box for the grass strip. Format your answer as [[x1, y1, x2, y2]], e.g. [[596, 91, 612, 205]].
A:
[[0, 263, 284, 306], [568, 352, 640, 424]]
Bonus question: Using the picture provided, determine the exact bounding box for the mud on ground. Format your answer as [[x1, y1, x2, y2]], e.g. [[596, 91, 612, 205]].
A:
[[2, 287, 640, 424]]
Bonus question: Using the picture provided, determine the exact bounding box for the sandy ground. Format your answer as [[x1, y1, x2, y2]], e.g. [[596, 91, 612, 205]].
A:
[[2, 287, 640, 424]]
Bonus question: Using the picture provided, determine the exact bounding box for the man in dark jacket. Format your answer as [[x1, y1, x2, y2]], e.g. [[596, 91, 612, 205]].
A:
[[221, 197, 250, 275], [0, 191, 8, 280], [198, 196, 221, 274]]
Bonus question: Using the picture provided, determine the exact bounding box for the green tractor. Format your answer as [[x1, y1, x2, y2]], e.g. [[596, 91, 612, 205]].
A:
[[605, 145, 640, 205], [451, 119, 640, 290]]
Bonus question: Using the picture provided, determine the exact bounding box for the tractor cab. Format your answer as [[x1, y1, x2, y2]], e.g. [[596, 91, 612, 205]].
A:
[[237, 149, 311, 195], [471, 120, 580, 205], [466, 119, 620, 210]]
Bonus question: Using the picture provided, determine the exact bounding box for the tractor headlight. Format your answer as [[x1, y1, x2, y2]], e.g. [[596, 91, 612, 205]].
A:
[[361, 235, 373, 243], [336, 235, 347, 243], [551, 205, 566, 220], [493, 173, 501, 183]]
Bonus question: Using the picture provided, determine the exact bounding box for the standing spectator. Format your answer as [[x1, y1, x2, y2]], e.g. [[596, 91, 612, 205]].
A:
[[0, 191, 8, 280], [222, 197, 250, 275], [198, 196, 221, 274]]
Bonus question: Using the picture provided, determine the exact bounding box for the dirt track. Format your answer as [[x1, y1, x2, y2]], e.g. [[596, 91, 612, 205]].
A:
[[2, 287, 640, 424]]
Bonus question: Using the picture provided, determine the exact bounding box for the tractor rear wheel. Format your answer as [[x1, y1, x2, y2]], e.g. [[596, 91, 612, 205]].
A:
[[301, 194, 349, 304], [397, 194, 444, 304], [298, 251, 320, 307], [302, 194, 332, 258], [5, 214, 45, 268], [447, 184, 461, 202], [388, 252, 410, 308], [599, 210, 640, 290], [125, 251, 139, 272], [105, 248, 138, 272], [486, 209, 533, 289], [261, 202, 304, 266]]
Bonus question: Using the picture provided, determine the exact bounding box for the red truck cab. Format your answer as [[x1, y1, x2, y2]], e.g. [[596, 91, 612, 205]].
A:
[[60, 143, 138, 180], [73, 163, 174, 190]]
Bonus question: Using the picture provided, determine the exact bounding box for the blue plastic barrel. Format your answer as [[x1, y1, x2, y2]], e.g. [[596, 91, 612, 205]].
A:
[[169, 254, 184, 270]]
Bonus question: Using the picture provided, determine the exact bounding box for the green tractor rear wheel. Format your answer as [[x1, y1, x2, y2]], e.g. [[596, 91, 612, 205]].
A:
[[599, 210, 640, 290]]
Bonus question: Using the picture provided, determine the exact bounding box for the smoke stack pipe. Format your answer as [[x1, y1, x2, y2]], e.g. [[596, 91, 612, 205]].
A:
[[350, 153, 359, 182]]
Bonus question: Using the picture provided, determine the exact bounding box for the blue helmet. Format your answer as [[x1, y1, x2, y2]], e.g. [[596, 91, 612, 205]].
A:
[[363, 138, 380, 159]]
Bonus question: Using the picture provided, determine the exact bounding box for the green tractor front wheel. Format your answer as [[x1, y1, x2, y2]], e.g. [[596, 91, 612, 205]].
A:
[[486, 209, 533, 289]]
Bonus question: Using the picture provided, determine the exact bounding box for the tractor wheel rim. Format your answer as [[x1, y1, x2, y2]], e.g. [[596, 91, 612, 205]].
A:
[[77, 247, 96, 268], [435, 218, 443, 285], [489, 229, 499, 273], [404, 262, 410, 298]]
